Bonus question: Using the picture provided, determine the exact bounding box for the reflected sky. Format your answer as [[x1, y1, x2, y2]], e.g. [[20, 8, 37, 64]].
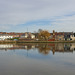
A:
[[0, 43, 75, 75]]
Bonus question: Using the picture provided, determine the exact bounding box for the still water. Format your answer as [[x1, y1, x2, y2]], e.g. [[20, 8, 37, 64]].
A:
[[0, 43, 75, 75]]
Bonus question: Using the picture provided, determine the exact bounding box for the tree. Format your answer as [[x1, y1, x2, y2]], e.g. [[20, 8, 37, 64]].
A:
[[38, 30, 50, 41]]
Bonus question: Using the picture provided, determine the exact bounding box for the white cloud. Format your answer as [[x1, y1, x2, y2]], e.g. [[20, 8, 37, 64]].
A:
[[0, 0, 75, 31], [50, 15, 75, 32]]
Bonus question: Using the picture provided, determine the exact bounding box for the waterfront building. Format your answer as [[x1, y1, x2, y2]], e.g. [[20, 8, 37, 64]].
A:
[[20, 32, 35, 39], [64, 32, 73, 41], [55, 32, 64, 41], [0, 34, 13, 40], [70, 33, 75, 41]]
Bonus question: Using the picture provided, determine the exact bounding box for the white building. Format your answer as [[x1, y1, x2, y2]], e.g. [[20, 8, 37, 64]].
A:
[[30, 34, 35, 39], [0, 34, 13, 40], [70, 35, 75, 41], [20, 32, 35, 39]]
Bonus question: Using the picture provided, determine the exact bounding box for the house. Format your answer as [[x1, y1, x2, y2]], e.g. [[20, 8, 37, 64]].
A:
[[48, 30, 64, 41], [55, 32, 74, 41], [7, 33, 20, 38], [20, 32, 35, 39], [10, 34, 19, 38], [55, 32, 64, 41], [0, 34, 13, 40], [70, 33, 75, 41], [64, 32, 73, 41], [32, 33, 39, 40]]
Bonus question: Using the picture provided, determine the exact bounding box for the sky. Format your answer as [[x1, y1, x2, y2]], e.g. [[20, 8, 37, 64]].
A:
[[0, 0, 75, 32]]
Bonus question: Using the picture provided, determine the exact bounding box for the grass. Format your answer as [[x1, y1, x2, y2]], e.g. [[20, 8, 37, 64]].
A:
[[0, 40, 75, 44], [17, 40, 75, 43]]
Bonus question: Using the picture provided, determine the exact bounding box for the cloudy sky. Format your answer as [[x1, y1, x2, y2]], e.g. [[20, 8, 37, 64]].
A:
[[0, 0, 75, 32]]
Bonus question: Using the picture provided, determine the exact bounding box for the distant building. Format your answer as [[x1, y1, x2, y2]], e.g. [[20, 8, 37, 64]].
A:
[[7, 33, 20, 38], [49, 31, 64, 41], [10, 34, 19, 38], [20, 32, 35, 39], [64, 32, 74, 41], [70, 33, 75, 41], [0, 34, 13, 40], [55, 32, 64, 41]]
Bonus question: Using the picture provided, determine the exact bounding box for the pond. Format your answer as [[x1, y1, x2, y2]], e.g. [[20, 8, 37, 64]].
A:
[[0, 43, 75, 75]]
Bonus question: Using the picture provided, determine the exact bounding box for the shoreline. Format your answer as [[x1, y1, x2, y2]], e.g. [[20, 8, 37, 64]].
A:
[[0, 40, 75, 44]]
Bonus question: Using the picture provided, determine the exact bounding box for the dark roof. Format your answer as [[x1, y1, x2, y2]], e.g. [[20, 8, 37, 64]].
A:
[[55, 32, 64, 35], [64, 32, 73, 35]]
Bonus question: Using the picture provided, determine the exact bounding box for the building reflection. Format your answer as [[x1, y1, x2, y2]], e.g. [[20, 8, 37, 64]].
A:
[[0, 43, 75, 55]]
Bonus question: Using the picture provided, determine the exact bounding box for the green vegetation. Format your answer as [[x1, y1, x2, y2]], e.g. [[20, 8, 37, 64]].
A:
[[0, 40, 75, 44], [8, 37, 19, 40]]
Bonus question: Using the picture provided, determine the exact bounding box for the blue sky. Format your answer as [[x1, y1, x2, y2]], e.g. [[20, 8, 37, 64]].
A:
[[0, 0, 75, 32]]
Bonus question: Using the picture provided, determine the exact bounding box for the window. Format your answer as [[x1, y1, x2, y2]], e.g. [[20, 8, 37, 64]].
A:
[[59, 38, 61, 40]]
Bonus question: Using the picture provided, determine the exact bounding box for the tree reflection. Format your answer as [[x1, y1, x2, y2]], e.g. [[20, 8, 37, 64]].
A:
[[37, 43, 51, 55], [0, 43, 75, 55]]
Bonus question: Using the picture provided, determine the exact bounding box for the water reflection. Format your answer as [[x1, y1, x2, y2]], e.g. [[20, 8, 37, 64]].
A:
[[0, 43, 75, 75], [0, 43, 75, 55]]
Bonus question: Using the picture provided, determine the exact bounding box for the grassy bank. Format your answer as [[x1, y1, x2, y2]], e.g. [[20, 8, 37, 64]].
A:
[[0, 40, 75, 44], [17, 40, 75, 43], [0, 40, 17, 44]]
